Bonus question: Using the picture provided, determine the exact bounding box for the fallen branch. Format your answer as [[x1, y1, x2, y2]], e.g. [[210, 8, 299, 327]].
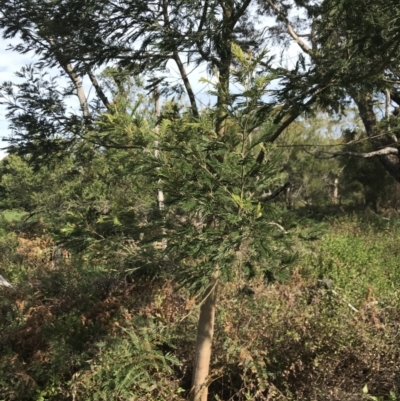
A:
[[304, 147, 398, 159], [331, 289, 359, 313], [268, 222, 288, 234], [317, 279, 359, 313], [0, 275, 13, 288]]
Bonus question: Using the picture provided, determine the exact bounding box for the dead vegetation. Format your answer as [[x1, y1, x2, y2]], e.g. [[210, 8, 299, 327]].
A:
[[1, 216, 400, 400]]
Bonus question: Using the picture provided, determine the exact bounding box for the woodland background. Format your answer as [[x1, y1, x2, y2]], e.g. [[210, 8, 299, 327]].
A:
[[1, 0, 400, 400]]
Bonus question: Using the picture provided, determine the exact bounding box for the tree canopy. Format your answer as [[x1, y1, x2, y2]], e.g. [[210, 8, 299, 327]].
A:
[[1, 0, 399, 181]]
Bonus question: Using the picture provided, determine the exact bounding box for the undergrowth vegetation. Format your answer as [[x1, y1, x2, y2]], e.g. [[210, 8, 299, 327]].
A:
[[1, 210, 400, 400]]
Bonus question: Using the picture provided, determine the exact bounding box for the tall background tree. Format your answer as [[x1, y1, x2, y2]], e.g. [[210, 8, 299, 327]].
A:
[[261, 0, 400, 181]]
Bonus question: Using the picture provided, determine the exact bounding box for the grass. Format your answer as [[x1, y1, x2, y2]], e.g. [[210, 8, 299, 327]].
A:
[[0, 209, 27, 222]]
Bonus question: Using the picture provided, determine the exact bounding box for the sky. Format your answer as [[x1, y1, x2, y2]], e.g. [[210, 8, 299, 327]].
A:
[[0, 38, 34, 158]]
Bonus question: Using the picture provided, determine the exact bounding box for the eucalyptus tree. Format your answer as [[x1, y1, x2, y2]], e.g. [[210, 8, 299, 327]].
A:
[[261, 0, 400, 182]]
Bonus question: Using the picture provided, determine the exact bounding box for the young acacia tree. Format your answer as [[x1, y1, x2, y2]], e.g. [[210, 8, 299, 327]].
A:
[[112, 44, 294, 400]]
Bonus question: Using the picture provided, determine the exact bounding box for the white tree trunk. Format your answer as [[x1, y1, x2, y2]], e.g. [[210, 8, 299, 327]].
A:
[[332, 177, 339, 205], [386, 88, 398, 144], [154, 86, 167, 250], [64, 63, 90, 119]]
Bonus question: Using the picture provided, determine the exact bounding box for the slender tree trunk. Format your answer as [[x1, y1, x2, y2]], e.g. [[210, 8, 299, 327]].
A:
[[173, 51, 199, 117], [63, 63, 90, 119], [332, 177, 339, 205], [154, 86, 167, 250], [190, 270, 219, 401]]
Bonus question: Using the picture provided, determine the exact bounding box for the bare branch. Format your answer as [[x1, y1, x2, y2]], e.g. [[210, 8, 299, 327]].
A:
[[172, 53, 199, 117], [266, 0, 312, 55], [0, 275, 13, 288], [304, 147, 399, 159], [46, 37, 90, 120], [276, 133, 394, 149], [162, 0, 199, 117], [259, 182, 291, 202], [87, 68, 110, 109], [268, 222, 288, 234], [63, 63, 90, 119]]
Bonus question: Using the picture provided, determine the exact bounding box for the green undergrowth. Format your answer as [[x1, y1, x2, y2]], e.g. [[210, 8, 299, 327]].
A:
[[1, 211, 400, 400], [302, 211, 400, 304], [0, 209, 27, 223]]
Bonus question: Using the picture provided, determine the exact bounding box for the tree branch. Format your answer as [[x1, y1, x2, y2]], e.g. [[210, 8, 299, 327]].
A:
[[353, 93, 400, 182], [172, 52, 200, 117], [304, 147, 399, 159], [63, 63, 90, 119], [195, 0, 219, 65], [232, 0, 252, 26], [87, 68, 110, 109], [390, 89, 400, 106], [0, 275, 13, 288], [259, 182, 291, 202], [256, 95, 318, 164], [47, 36, 90, 120], [162, 0, 199, 117], [266, 0, 312, 55]]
